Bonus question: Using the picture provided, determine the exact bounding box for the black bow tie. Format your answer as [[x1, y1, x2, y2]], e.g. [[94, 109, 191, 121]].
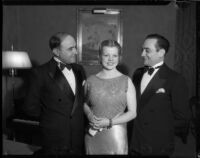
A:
[[144, 65, 162, 75], [58, 62, 72, 71]]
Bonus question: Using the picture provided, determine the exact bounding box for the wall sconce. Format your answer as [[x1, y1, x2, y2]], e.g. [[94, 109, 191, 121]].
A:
[[2, 50, 32, 110]]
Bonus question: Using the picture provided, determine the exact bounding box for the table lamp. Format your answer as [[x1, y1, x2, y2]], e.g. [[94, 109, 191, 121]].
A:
[[2, 50, 32, 110]]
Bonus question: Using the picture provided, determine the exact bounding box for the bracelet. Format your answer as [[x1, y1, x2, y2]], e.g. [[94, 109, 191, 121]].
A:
[[107, 119, 112, 129], [88, 112, 93, 119]]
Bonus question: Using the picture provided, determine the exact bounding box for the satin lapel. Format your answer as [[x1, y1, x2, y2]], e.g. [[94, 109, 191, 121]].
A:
[[135, 70, 144, 99], [48, 60, 74, 96], [139, 68, 165, 110], [70, 65, 82, 117]]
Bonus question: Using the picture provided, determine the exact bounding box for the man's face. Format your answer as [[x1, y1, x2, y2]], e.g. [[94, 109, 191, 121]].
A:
[[141, 38, 162, 66], [57, 35, 77, 64]]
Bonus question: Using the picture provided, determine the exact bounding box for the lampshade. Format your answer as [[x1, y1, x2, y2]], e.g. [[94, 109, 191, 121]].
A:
[[2, 51, 32, 69]]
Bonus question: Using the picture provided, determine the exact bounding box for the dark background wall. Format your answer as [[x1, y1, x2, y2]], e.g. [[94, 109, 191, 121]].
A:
[[2, 2, 196, 135], [3, 4, 176, 75]]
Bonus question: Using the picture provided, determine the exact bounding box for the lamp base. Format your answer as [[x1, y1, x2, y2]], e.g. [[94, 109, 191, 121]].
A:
[[9, 69, 17, 77]]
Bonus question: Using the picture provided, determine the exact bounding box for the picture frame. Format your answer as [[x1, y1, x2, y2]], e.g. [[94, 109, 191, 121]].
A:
[[77, 8, 123, 65]]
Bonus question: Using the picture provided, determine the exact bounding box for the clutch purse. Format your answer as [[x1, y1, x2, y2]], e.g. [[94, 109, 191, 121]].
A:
[[88, 127, 103, 136]]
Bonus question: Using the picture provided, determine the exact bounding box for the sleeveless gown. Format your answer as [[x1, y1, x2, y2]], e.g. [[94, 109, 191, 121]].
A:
[[85, 74, 129, 155]]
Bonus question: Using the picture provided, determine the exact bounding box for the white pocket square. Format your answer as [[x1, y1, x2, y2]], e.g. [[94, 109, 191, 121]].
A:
[[156, 88, 165, 93]]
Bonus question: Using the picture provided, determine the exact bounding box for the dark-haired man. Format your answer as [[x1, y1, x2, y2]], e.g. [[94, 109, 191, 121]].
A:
[[130, 34, 191, 156], [23, 32, 86, 155]]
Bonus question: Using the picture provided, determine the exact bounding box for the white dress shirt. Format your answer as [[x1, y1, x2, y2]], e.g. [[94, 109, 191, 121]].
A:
[[140, 61, 164, 94], [54, 57, 76, 95]]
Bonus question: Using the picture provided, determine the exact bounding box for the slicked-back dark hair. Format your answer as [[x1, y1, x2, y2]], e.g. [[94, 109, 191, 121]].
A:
[[49, 32, 69, 50], [145, 34, 170, 54]]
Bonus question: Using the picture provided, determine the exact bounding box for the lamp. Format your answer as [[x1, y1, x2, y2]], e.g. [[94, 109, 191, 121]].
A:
[[2, 50, 32, 114], [3, 51, 32, 75]]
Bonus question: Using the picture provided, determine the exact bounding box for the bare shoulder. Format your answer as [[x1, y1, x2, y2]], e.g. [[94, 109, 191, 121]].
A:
[[126, 76, 135, 88]]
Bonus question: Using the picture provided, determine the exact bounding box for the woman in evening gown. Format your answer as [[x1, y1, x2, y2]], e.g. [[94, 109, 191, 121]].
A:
[[84, 40, 137, 155]]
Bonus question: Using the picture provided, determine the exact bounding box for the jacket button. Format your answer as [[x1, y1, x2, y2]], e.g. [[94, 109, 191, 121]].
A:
[[144, 122, 148, 125], [58, 98, 61, 102]]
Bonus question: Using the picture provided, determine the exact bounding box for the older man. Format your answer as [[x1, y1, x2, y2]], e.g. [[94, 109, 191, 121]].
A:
[[23, 32, 86, 155]]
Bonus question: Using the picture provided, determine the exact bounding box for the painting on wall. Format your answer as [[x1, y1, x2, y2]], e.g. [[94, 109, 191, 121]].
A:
[[77, 8, 122, 65]]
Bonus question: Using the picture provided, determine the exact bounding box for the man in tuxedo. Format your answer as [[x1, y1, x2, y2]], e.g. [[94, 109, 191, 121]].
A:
[[130, 34, 191, 156], [23, 32, 86, 155]]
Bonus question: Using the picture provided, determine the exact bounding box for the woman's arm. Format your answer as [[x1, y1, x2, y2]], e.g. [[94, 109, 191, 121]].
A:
[[84, 102, 94, 123], [112, 77, 137, 125], [83, 81, 101, 127], [83, 81, 93, 121]]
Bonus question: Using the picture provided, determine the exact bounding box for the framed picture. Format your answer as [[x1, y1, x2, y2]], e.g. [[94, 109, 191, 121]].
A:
[[77, 8, 123, 65]]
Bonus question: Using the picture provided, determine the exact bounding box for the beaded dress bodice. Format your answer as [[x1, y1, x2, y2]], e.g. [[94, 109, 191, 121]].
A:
[[85, 75, 128, 119]]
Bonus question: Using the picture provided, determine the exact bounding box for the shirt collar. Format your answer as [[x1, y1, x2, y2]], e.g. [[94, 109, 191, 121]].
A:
[[152, 61, 164, 68], [54, 56, 64, 64]]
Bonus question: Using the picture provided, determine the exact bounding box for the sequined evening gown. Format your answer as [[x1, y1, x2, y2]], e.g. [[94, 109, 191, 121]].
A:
[[85, 74, 129, 155]]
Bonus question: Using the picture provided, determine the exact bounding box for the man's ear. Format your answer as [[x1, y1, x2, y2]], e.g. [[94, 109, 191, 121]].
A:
[[159, 49, 165, 57], [52, 48, 59, 57]]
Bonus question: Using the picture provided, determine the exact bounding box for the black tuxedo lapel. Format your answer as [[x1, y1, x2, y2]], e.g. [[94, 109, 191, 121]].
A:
[[132, 68, 145, 114], [139, 65, 166, 111], [47, 59, 75, 99], [70, 64, 83, 117], [132, 68, 145, 98]]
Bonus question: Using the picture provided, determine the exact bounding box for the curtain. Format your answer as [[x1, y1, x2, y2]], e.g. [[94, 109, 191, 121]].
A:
[[174, 2, 196, 98]]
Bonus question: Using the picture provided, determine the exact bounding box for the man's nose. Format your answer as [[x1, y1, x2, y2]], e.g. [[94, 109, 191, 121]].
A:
[[141, 50, 146, 57], [73, 48, 78, 55]]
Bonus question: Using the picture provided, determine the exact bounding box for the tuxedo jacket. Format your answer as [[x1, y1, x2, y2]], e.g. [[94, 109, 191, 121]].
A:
[[130, 63, 191, 156], [23, 58, 86, 153]]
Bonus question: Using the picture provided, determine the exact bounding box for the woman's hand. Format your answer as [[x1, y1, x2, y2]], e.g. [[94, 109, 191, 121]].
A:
[[92, 117, 109, 128], [87, 113, 101, 130], [87, 111, 94, 123]]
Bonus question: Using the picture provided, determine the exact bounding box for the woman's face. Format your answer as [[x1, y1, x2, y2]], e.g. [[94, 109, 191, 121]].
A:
[[101, 46, 120, 70]]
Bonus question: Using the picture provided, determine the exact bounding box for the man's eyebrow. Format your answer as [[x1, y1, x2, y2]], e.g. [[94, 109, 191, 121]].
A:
[[68, 46, 76, 49]]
